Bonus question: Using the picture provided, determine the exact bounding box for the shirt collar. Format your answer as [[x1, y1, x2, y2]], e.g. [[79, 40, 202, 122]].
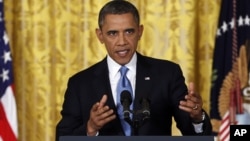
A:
[[107, 53, 137, 78]]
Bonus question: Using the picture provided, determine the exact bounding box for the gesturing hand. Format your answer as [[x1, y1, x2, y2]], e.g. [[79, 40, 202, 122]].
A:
[[179, 82, 204, 122], [87, 95, 116, 136]]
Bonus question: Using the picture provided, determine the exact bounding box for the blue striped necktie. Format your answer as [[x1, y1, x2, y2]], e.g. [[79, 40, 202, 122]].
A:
[[116, 66, 133, 136]]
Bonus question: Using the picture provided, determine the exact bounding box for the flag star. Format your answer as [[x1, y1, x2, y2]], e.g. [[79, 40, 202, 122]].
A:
[[245, 15, 250, 25], [2, 50, 12, 63], [238, 16, 244, 26], [229, 18, 235, 29], [3, 31, 9, 45], [216, 28, 221, 37], [221, 21, 228, 33], [0, 12, 2, 21], [0, 12, 3, 22], [0, 68, 9, 82]]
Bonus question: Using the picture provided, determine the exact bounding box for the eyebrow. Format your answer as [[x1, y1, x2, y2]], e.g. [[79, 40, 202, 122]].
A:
[[106, 28, 135, 33], [125, 28, 135, 32]]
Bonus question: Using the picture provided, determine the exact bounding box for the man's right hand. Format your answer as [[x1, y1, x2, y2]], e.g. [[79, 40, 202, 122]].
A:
[[87, 95, 116, 136]]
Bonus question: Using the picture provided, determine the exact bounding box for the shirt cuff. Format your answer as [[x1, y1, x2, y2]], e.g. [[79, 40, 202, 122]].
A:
[[87, 131, 99, 136], [192, 122, 204, 133]]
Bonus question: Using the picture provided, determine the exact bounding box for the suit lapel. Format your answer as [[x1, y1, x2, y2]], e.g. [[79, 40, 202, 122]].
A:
[[134, 53, 153, 111], [91, 57, 124, 134], [92, 58, 116, 109]]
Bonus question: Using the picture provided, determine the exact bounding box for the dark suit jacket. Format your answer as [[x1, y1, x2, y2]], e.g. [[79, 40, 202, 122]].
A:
[[56, 53, 212, 140]]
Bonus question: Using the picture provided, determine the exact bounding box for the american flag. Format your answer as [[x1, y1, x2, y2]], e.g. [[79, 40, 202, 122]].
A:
[[0, 0, 18, 141]]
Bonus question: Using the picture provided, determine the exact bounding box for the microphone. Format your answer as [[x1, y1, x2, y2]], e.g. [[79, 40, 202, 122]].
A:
[[120, 90, 132, 119], [140, 98, 150, 120]]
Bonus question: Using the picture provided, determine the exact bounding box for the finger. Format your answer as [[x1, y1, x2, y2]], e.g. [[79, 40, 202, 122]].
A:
[[179, 104, 192, 112], [96, 105, 111, 115], [188, 82, 195, 95], [91, 102, 100, 112], [186, 94, 203, 109], [98, 95, 108, 109], [185, 94, 199, 103], [99, 114, 116, 125], [99, 109, 115, 120], [180, 100, 197, 109], [179, 100, 201, 113], [187, 82, 201, 101], [93, 109, 116, 127], [94, 114, 116, 129], [97, 109, 116, 126]]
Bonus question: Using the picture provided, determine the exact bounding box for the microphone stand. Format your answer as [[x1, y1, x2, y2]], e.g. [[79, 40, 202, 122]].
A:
[[124, 109, 150, 136], [120, 92, 150, 136]]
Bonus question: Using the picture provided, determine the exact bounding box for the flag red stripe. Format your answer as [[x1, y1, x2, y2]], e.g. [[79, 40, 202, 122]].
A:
[[0, 102, 17, 141], [219, 111, 230, 141]]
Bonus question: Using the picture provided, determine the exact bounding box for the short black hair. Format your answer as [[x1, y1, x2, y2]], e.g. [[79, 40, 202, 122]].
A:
[[98, 0, 140, 29]]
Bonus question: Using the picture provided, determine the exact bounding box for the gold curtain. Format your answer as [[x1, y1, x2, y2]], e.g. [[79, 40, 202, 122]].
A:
[[4, 0, 221, 141]]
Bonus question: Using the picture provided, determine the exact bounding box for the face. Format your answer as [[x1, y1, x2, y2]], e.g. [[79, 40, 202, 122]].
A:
[[96, 13, 143, 65]]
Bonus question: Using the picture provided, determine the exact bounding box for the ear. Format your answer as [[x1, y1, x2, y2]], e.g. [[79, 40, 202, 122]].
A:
[[96, 28, 104, 43], [138, 25, 144, 40]]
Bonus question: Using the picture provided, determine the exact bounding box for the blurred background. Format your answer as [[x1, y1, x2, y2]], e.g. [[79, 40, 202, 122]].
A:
[[3, 0, 221, 141]]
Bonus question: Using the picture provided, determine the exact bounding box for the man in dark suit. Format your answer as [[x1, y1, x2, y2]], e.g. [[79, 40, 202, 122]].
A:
[[56, 0, 212, 140]]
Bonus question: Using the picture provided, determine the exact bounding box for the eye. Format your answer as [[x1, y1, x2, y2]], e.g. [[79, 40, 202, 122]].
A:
[[107, 31, 117, 36], [125, 29, 135, 35]]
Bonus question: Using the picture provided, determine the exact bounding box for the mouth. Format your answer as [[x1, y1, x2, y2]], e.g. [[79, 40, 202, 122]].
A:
[[116, 49, 129, 57]]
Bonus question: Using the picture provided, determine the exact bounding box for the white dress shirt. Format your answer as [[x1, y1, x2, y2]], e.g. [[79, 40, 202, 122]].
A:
[[107, 53, 137, 105]]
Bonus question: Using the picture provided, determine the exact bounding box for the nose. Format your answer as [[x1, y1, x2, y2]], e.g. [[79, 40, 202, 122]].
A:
[[117, 33, 127, 45]]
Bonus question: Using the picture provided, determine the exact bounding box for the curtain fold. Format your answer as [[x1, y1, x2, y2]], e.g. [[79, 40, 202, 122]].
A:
[[4, 0, 221, 140]]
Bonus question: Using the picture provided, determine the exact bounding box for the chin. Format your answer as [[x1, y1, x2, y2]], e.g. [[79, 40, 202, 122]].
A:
[[117, 59, 130, 65]]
